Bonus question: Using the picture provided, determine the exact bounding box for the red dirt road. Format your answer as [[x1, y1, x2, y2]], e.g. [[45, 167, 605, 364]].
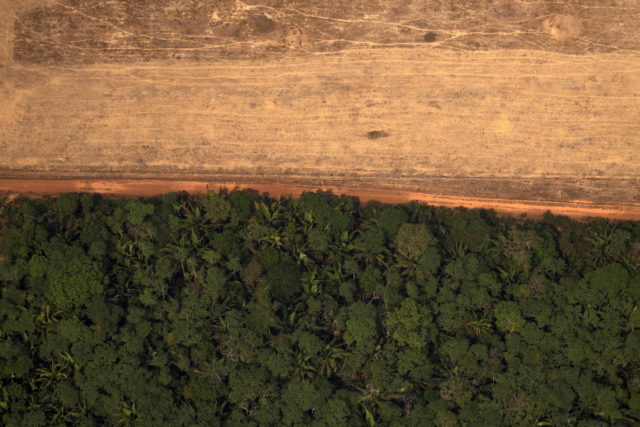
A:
[[1, 179, 638, 221]]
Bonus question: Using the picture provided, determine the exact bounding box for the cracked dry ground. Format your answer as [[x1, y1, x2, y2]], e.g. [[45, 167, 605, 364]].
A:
[[0, 0, 639, 219]]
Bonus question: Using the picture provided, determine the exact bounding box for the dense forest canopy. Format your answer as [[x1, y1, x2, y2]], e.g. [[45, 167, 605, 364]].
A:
[[1, 190, 639, 426]]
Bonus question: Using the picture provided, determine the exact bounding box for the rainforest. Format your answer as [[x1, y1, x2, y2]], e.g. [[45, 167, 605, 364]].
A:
[[1, 190, 639, 426]]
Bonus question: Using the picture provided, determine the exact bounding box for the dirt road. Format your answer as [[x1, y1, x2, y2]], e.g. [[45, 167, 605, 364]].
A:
[[1, 178, 639, 221], [1, 0, 639, 218]]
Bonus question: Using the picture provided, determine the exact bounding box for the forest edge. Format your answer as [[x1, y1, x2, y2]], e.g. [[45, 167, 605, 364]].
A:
[[1, 178, 638, 222]]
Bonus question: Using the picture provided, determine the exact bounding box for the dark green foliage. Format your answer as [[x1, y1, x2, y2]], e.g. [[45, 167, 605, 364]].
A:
[[265, 259, 301, 303], [395, 223, 436, 260], [1, 191, 640, 425], [200, 192, 232, 223], [377, 207, 409, 239], [124, 200, 155, 226], [336, 301, 378, 354], [45, 254, 104, 310]]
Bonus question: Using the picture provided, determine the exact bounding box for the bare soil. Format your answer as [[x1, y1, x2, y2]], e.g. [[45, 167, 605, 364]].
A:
[[1, 0, 639, 219]]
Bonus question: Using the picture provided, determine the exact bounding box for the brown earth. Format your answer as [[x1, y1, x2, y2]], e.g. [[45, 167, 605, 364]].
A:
[[1, 0, 639, 219], [2, 178, 639, 222]]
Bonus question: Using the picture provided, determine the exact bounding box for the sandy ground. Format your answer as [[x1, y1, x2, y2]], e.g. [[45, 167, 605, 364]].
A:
[[0, 0, 639, 219]]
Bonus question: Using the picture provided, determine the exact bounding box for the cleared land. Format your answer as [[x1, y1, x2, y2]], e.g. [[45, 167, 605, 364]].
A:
[[1, 0, 639, 218]]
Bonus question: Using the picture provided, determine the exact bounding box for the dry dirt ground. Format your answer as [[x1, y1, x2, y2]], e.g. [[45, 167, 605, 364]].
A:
[[1, 0, 639, 219]]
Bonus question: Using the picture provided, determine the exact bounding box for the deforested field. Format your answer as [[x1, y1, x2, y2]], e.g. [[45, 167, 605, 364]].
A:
[[0, 0, 639, 218]]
